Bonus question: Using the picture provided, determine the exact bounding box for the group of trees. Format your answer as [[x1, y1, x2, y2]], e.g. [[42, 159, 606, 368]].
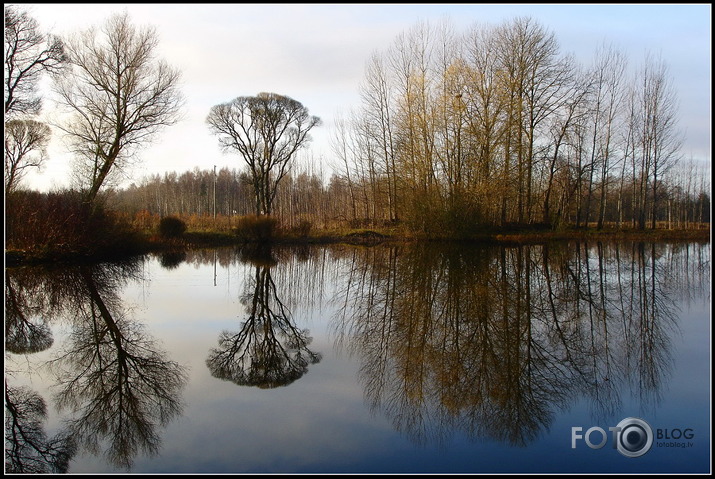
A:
[[5, 7, 710, 238], [5, 6, 320, 219], [4, 6, 64, 195], [111, 15, 710, 234], [5, 7, 185, 205], [112, 156, 709, 233], [332, 18, 709, 232], [113, 164, 341, 230]]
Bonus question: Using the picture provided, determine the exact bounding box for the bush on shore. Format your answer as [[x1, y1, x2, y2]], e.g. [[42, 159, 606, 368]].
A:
[[6, 190, 146, 261], [233, 215, 279, 242], [158, 215, 187, 239]]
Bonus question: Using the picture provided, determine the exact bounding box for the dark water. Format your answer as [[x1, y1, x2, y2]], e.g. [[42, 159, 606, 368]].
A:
[[5, 241, 711, 474]]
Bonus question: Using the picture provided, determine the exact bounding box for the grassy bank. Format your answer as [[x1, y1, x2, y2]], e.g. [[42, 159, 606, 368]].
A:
[[6, 226, 710, 267], [138, 222, 711, 255], [177, 225, 711, 246], [5, 201, 710, 267]]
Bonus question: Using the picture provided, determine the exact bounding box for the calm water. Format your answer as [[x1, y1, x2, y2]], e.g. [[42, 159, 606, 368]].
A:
[[5, 241, 711, 474]]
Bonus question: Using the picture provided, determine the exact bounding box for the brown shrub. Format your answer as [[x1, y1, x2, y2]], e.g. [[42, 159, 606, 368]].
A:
[[6, 190, 145, 259], [233, 215, 280, 242]]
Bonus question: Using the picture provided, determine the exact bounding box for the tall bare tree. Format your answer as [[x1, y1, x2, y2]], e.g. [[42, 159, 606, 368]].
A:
[[495, 17, 573, 224], [206, 92, 321, 216], [542, 66, 592, 226], [460, 22, 508, 224], [53, 11, 183, 205], [359, 52, 399, 221], [330, 111, 359, 220], [637, 53, 683, 229], [589, 43, 627, 230]]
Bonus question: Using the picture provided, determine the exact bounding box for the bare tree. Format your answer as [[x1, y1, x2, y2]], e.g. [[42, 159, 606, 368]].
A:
[[206, 92, 321, 216], [360, 51, 400, 222], [4, 118, 51, 194], [4, 5, 65, 118], [542, 66, 592, 226], [330, 110, 359, 220], [638, 53, 683, 229], [53, 11, 183, 205], [461, 22, 507, 223], [589, 43, 627, 230], [496, 17, 574, 224]]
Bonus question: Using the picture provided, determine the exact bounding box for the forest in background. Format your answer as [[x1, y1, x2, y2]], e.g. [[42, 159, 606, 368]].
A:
[[108, 159, 710, 235]]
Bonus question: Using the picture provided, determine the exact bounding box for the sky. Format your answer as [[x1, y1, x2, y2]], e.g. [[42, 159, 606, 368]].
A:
[[13, 3, 713, 192]]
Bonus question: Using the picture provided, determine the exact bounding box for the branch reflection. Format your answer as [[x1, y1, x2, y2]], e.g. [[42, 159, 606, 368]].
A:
[[206, 246, 322, 388], [4, 384, 77, 473], [5, 268, 56, 354], [5, 261, 188, 471], [332, 241, 694, 447]]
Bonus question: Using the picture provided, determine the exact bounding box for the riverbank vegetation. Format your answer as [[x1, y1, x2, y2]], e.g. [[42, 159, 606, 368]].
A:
[[5, 186, 709, 266], [4, 7, 711, 266]]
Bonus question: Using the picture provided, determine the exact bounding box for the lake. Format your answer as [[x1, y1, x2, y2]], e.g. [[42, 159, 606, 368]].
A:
[[4, 240, 711, 474]]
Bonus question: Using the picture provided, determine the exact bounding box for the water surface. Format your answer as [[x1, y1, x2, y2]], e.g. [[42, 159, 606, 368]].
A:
[[5, 241, 711, 473]]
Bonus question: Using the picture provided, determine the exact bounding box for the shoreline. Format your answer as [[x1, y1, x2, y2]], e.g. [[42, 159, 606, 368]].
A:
[[5, 226, 711, 267]]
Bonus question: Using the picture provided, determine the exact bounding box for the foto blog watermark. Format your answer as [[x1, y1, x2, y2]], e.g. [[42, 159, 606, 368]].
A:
[[571, 417, 695, 458]]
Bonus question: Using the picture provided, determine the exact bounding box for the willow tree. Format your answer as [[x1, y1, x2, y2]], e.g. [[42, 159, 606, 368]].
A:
[[53, 12, 183, 205], [206, 92, 321, 216]]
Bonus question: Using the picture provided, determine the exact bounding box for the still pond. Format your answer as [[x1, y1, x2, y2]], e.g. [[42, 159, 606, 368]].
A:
[[5, 241, 711, 474]]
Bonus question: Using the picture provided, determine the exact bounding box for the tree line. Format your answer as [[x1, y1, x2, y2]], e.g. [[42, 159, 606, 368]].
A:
[[331, 17, 710, 233], [5, 7, 710, 241], [111, 157, 709, 233], [98, 15, 714, 233], [112, 163, 345, 231]]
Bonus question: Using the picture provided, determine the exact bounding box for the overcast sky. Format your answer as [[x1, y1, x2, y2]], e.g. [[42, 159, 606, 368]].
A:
[[15, 3, 712, 191]]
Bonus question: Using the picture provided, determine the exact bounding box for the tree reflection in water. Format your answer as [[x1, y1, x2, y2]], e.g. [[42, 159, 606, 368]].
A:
[[6, 266, 78, 473], [4, 385, 76, 473], [5, 241, 707, 471], [5, 269, 55, 355], [206, 246, 322, 388], [5, 260, 188, 471], [332, 241, 697, 447]]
